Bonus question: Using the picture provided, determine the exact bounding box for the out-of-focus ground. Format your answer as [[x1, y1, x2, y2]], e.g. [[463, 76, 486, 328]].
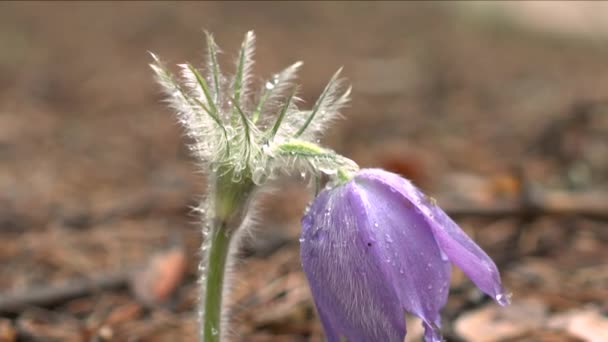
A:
[[0, 2, 607, 341]]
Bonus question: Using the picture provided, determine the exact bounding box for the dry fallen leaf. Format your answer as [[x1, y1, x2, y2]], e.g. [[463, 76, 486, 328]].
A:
[[130, 245, 188, 307], [548, 307, 608, 342], [455, 299, 548, 342], [0, 319, 16, 342]]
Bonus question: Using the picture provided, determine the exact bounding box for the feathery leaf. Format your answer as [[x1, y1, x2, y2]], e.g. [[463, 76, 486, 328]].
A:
[[186, 63, 219, 117], [232, 99, 253, 163], [204, 31, 222, 102], [295, 67, 347, 138], [233, 31, 256, 108], [268, 87, 297, 141], [252, 61, 303, 123]]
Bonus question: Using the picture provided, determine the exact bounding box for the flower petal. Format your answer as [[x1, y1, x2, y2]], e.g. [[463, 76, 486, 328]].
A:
[[300, 183, 406, 342], [354, 174, 451, 337], [426, 204, 509, 305], [359, 169, 509, 306]]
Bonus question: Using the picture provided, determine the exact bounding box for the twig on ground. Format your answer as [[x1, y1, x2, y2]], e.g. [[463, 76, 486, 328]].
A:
[[0, 271, 130, 314]]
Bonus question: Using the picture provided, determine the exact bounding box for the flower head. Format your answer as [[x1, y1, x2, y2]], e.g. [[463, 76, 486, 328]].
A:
[[300, 168, 509, 342], [149, 31, 356, 185]]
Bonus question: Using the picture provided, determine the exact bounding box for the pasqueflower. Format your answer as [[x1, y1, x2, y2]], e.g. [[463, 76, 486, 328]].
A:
[[300, 168, 509, 342]]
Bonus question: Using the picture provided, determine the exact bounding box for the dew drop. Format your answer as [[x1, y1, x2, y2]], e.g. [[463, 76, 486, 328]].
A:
[[373, 222, 379, 228], [496, 292, 512, 306], [265, 81, 275, 90], [384, 234, 393, 243], [399, 268, 404, 274], [299, 237, 306, 243], [300, 171, 306, 179], [211, 327, 218, 336], [427, 284, 433, 290]]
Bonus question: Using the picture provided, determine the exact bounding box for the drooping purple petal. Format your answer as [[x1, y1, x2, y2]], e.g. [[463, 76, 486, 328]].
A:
[[301, 183, 406, 341], [358, 169, 509, 305], [353, 174, 451, 340], [301, 168, 508, 341], [427, 208, 510, 305], [301, 175, 454, 341]]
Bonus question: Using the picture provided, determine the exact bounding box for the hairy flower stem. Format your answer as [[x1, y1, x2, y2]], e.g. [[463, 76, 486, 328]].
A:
[[202, 219, 232, 342], [201, 168, 254, 342]]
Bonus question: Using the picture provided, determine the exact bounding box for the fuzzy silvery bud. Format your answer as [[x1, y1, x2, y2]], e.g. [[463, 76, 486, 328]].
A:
[[149, 31, 356, 190], [300, 168, 509, 342]]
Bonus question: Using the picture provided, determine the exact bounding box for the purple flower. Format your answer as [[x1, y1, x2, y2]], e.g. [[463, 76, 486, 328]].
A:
[[300, 168, 509, 342]]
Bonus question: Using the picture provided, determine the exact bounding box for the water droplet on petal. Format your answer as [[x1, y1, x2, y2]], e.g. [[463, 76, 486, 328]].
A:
[[374, 222, 379, 228], [265, 81, 275, 90], [496, 292, 512, 306], [384, 234, 393, 243]]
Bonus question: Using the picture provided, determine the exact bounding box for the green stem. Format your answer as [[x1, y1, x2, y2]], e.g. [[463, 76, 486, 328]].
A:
[[200, 168, 254, 342], [202, 219, 233, 342]]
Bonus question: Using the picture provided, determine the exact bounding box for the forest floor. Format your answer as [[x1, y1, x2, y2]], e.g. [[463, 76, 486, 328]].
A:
[[0, 2, 606, 341]]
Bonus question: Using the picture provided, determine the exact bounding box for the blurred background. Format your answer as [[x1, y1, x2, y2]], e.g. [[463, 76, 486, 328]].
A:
[[0, 1, 607, 341]]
